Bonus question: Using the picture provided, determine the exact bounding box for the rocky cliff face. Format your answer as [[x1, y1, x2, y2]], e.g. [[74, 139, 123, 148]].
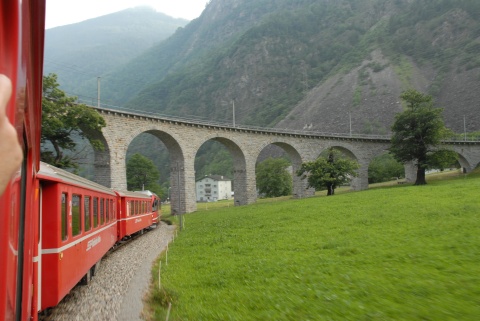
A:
[[277, 49, 480, 135], [124, 0, 480, 135]]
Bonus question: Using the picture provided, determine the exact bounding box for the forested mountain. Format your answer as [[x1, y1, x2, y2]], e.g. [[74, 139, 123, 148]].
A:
[[95, 0, 480, 135], [44, 7, 188, 101], [45, 0, 480, 189]]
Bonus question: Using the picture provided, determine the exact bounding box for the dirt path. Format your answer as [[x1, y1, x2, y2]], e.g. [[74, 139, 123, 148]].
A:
[[118, 223, 176, 321]]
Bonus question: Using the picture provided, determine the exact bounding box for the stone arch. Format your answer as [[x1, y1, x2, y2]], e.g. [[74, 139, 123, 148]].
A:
[[136, 129, 185, 214], [367, 151, 405, 184], [193, 136, 249, 207], [82, 128, 111, 187], [403, 149, 476, 183], [316, 143, 378, 191], [316, 145, 359, 161], [455, 151, 473, 173], [255, 141, 312, 199], [100, 117, 193, 212]]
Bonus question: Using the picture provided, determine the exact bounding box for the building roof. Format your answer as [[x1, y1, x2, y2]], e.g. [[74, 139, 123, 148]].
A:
[[196, 175, 231, 182]]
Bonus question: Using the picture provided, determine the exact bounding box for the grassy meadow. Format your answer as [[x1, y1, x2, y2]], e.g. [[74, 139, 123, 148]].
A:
[[148, 170, 480, 320]]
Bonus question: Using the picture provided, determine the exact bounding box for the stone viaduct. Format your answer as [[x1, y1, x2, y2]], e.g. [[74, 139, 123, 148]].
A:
[[86, 106, 480, 214]]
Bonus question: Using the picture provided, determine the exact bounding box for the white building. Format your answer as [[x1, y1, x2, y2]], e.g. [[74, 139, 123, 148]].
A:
[[196, 175, 232, 202]]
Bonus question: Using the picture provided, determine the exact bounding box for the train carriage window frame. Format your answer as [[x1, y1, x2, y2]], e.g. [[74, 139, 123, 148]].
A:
[[100, 198, 105, 225], [106, 198, 110, 223], [110, 199, 114, 219], [61, 193, 68, 241], [84, 196, 91, 231], [71, 194, 81, 237], [93, 197, 98, 228]]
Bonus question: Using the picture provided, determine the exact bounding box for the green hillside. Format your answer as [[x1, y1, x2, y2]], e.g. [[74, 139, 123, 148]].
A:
[[149, 171, 480, 320]]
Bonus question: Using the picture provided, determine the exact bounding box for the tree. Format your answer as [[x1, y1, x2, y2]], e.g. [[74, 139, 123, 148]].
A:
[[256, 158, 292, 198], [368, 153, 404, 184], [41, 73, 106, 169], [127, 153, 162, 195], [297, 149, 360, 196], [389, 89, 457, 185]]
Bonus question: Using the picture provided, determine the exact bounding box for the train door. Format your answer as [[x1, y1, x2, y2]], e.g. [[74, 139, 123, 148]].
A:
[[35, 186, 43, 313], [0, 0, 45, 320]]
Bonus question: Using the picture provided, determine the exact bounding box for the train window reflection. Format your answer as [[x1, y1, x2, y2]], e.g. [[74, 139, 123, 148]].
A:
[[100, 198, 104, 225], [61, 193, 68, 241], [93, 197, 98, 228], [72, 195, 81, 236], [84, 196, 91, 231], [106, 198, 110, 223]]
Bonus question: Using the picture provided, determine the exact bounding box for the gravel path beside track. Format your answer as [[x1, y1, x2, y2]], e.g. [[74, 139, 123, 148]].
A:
[[44, 223, 175, 321]]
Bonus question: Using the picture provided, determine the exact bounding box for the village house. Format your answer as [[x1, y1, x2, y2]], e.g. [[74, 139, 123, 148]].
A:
[[195, 175, 232, 202]]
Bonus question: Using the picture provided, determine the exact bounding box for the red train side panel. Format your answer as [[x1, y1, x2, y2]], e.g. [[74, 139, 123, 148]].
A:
[[135, 190, 162, 225], [0, 1, 45, 321], [116, 190, 157, 240], [37, 163, 117, 311]]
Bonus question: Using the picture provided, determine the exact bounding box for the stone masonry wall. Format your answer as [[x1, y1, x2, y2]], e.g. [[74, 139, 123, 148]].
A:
[[93, 109, 480, 214]]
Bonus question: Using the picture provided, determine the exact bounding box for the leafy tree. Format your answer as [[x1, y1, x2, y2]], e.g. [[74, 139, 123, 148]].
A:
[[297, 149, 360, 196], [256, 158, 292, 198], [126, 153, 162, 195], [41, 73, 106, 169], [389, 89, 457, 185], [368, 153, 404, 184]]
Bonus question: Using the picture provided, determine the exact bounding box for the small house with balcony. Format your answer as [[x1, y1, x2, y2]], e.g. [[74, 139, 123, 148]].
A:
[[196, 175, 232, 202]]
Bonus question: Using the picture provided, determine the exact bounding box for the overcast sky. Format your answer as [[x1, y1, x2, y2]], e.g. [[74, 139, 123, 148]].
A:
[[46, 0, 207, 29]]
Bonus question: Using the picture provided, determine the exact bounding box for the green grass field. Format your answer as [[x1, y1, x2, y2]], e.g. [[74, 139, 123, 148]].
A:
[[148, 170, 480, 320]]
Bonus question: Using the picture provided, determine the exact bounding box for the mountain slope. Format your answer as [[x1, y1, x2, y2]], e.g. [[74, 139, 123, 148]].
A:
[[97, 0, 303, 106], [119, 0, 480, 134], [43, 6, 188, 100]]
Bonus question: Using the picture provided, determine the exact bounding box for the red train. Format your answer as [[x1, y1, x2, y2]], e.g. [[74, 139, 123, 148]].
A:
[[1, 1, 46, 320], [0, 1, 161, 320], [37, 162, 160, 312]]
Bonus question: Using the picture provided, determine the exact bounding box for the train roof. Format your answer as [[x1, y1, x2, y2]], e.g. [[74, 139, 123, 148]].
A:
[[37, 162, 116, 196], [134, 190, 158, 197], [114, 190, 153, 199]]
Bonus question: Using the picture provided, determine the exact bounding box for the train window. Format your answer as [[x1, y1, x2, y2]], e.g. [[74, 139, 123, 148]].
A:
[[100, 198, 105, 225], [128, 200, 132, 216], [93, 197, 98, 228], [72, 195, 81, 236], [61, 193, 68, 241], [84, 196, 91, 231], [106, 199, 110, 223], [110, 200, 114, 219]]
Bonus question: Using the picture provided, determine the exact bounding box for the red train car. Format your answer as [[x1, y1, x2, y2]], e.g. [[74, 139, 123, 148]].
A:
[[1, 1, 164, 319], [0, 1, 46, 320], [37, 162, 118, 311], [135, 190, 161, 225], [116, 190, 160, 240]]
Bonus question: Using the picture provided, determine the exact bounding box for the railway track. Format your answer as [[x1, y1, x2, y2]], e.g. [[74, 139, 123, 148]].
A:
[[39, 223, 174, 321]]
